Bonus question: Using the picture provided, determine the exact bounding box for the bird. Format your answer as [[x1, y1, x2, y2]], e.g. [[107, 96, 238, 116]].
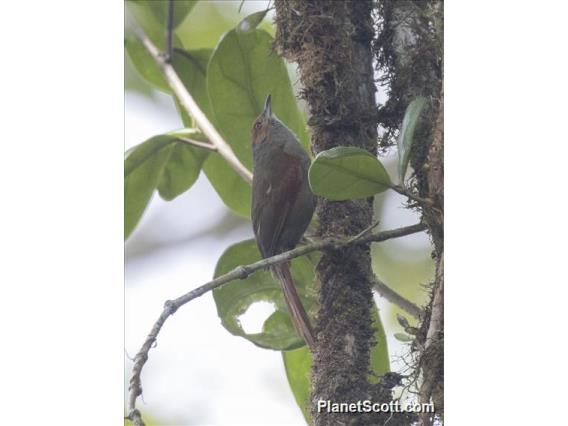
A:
[[250, 95, 316, 350]]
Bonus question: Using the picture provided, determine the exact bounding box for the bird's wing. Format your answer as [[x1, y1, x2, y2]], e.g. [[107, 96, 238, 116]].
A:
[[252, 153, 303, 258]]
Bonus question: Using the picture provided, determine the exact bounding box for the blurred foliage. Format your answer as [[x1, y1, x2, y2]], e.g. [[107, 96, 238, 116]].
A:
[[124, 1, 434, 421]]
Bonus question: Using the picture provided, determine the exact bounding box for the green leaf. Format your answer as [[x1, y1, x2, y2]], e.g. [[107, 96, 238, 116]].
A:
[[282, 305, 390, 419], [175, 0, 236, 50], [236, 10, 269, 33], [212, 239, 317, 350], [125, 131, 208, 239], [394, 332, 413, 343], [369, 306, 390, 384], [124, 38, 169, 93], [205, 25, 308, 218], [126, 0, 197, 29], [172, 48, 214, 125], [125, 135, 174, 239], [282, 347, 312, 424], [308, 147, 392, 200], [398, 97, 427, 184], [125, 1, 185, 93], [157, 131, 209, 201], [143, 0, 197, 28]]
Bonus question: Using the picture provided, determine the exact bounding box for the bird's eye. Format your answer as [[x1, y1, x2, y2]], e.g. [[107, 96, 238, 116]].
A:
[[254, 121, 262, 130]]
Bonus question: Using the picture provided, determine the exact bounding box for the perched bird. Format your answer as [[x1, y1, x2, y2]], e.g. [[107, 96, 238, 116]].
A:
[[251, 95, 316, 349]]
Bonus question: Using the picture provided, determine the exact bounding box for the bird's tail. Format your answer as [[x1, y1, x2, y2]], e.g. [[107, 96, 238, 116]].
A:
[[271, 262, 315, 350]]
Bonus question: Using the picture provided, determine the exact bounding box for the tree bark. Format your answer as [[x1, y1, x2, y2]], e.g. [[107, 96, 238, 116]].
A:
[[275, 2, 412, 425], [376, 1, 444, 424]]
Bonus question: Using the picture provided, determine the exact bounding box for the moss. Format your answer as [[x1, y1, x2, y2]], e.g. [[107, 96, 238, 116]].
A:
[[275, 1, 412, 425], [275, 1, 444, 424], [375, 1, 444, 422]]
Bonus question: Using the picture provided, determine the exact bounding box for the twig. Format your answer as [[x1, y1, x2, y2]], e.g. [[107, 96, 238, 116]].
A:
[[126, 15, 253, 184], [165, 0, 174, 62], [372, 277, 424, 320], [175, 137, 218, 152], [390, 184, 434, 206], [126, 222, 427, 425], [346, 219, 380, 243]]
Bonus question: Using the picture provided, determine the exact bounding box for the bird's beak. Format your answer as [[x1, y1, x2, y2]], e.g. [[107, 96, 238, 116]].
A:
[[263, 94, 272, 119]]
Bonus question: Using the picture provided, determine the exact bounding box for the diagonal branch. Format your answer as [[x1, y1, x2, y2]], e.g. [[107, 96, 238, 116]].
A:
[[126, 222, 427, 426], [373, 277, 424, 320], [390, 184, 435, 208], [126, 14, 253, 184]]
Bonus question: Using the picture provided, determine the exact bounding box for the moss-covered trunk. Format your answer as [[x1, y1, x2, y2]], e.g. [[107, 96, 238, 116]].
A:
[[376, 1, 444, 424], [275, 2, 409, 425]]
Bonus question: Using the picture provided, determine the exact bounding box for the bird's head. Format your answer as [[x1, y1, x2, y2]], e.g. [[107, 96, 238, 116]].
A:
[[251, 95, 273, 147]]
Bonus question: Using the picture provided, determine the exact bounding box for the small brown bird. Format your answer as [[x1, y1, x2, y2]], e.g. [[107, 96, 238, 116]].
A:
[[251, 95, 316, 349]]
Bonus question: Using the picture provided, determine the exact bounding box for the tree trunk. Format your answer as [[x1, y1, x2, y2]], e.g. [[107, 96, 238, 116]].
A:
[[376, 1, 444, 424], [275, 2, 412, 425]]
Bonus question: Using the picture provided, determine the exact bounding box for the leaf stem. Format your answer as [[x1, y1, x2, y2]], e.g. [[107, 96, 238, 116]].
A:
[[175, 137, 218, 152]]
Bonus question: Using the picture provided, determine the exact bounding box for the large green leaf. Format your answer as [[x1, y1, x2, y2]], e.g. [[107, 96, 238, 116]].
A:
[[205, 20, 308, 218], [125, 131, 209, 239], [282, 347, 312, 424], [308, 147, 392, 200], [282, 305, 390, 421], [398, 97, 427, 184], [212, 239, 317, 350]]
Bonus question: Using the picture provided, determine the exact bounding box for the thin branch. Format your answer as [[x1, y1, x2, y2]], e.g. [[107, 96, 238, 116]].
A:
[[126, 15, 253, 184], [346, 219, 380, 243], [175, 137, 218, 152], [390, 184, 434, 207], [165, 0, 174, 62], [372, 277, 424, 320], [126, 222, 427, 426]]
